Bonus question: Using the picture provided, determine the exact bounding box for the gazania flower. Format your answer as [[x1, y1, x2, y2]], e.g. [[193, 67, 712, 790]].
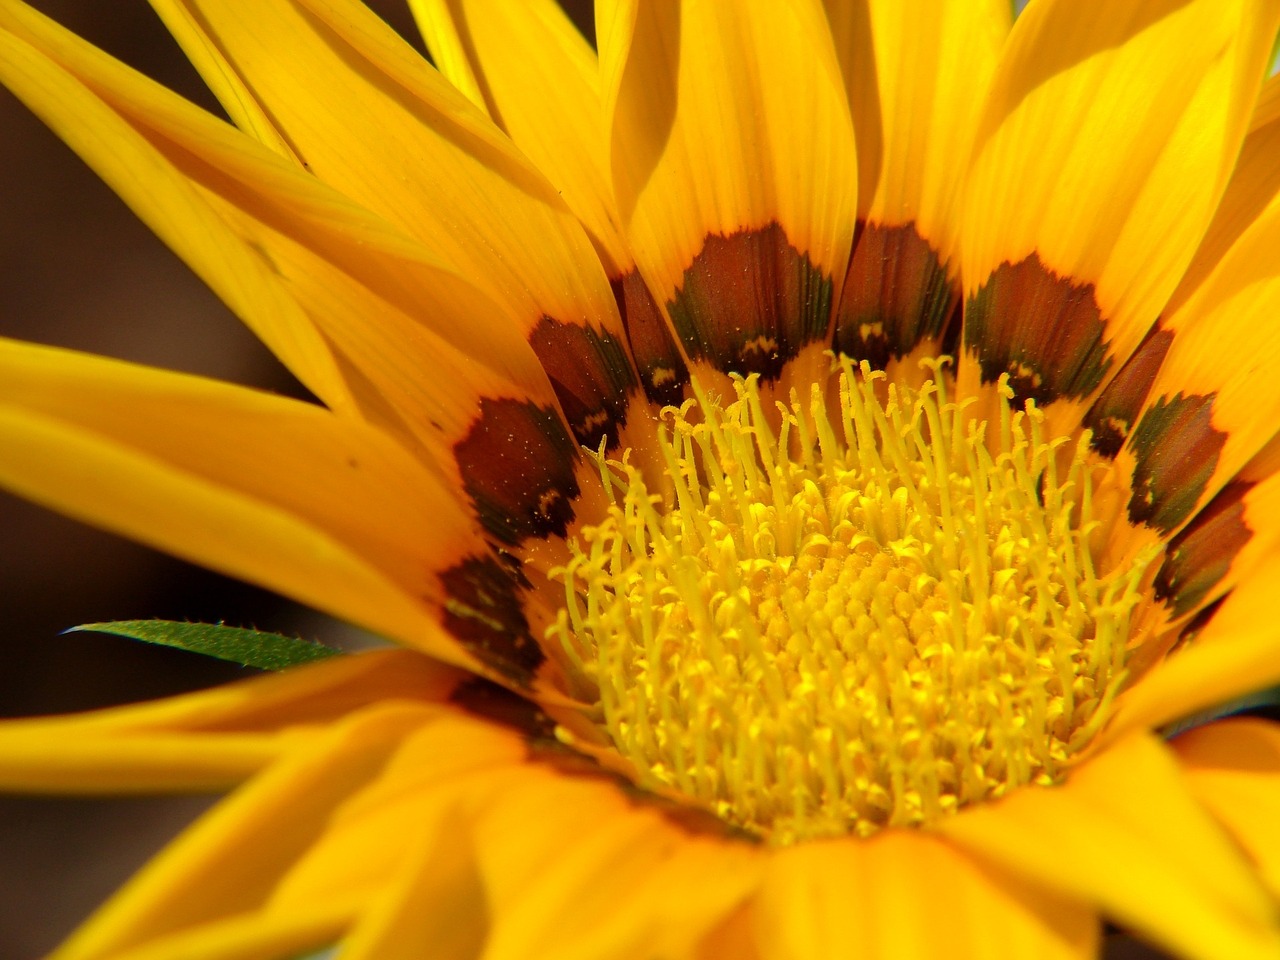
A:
[[6, 0, 1280, 956]]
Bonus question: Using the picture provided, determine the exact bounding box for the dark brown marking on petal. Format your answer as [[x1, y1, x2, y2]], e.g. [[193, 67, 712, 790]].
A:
[[440, 553, 544, 683], [449, 676, 556, 738], [666, 223, 833, 381], [1154, 480, 1254, 617], [1178, 595, 1225, 648], [1084, 324, 1174, 458], [454, 398, 579, 545], [529, 316, 637, 452], [1127, 392, 1226, 534], [612, 271, 690, 408], [833, 221, 959, 369], [964, 253, 1112, 406]]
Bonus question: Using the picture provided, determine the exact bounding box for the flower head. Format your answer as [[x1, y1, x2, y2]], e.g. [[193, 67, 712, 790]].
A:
[[4, 0, 1280, 958]]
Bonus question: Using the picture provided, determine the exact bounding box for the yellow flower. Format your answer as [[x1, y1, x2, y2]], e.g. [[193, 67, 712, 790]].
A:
[[4, 0, 1280, 957]]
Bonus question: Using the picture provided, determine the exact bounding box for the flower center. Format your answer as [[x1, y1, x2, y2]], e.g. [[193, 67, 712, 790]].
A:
[[549, 359, 1155, 844]]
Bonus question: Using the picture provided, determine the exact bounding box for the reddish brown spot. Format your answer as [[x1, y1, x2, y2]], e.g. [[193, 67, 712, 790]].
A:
[[449, 677, 556, 737], [612, 271, 689, 408], [454, 398, 579, 545], [965, 253, 1112, 405], [529, 317, 637, 452], [834, 221, 958, 368], [1085, 324, 1174, 458], [1154, 481, 1253, 617], [666, 223, 833, 381], [440, 554, 543, 683], [1127, 393, 1226, 534]]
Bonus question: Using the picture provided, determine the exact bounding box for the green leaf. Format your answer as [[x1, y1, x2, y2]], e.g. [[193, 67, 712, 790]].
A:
[[69, 620, 342, 671]]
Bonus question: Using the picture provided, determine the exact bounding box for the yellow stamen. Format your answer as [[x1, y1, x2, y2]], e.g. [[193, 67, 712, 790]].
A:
[[550, 358, 1156, 844]]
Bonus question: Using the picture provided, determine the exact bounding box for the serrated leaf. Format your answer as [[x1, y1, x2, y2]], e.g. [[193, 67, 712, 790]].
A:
[[70, 620, 342, 671]]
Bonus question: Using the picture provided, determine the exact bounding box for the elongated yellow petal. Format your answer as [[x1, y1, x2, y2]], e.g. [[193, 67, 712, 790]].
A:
[[600, 0, 856, 387], [823, 0, 1008, 376], [0, 425, 477, 675], [480, 795, 684, 960], [265, 718, 529, 912], [336, 812, 485, 960], [1112, 551, 1280, 735], [149, 0, 622, 351], [0, 731, 302, 794], [1, 3, 624, 684], [638, 839, 764, 960], [72, 904, 350, 960], [959, 0, 1280, 428], [754, 833, 1095, 960], [940, 731, 1280, 960], [9, 0, 647, 504], [0, 651, 465, 792], [1174, 718, 1280, 899], [1147, 466, 1280, 621], [1165, 72, 1280, 317], [0, 12, 350, 413], [0, 2, 589, 466], [408, 1, 690, 423], [56, 704, 440, 960], [1100, 186, 1280, 554], [412, 0, 630, 277], [0, 340, 469, 583], [826, 0, 1008, 237]]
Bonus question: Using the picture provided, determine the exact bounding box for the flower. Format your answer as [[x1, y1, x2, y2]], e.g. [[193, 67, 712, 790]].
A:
[[3, 0, 1280, 957]]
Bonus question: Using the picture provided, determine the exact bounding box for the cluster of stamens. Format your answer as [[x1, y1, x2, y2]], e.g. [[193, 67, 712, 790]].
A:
[[549, 359, 1155, 843]]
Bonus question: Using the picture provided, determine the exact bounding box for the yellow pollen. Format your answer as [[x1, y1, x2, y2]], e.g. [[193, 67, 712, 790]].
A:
[[549, 359, 1155, 844]]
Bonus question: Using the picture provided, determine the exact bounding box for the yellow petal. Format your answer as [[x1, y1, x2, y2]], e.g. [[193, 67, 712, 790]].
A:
[[1149, 469, 1280, 619], [1165, 71, 1280, 317], [940, 731, 1280, 960], [0, 2, 598, 491], [411, 0, 631, 277], [753, 831, 1096, 960], [827, 0, 1009, 237], [1113, 551, 1280, 735], [600, 0, 856, 384], [1, 339, 473, 580], [2, 3, 620, 681], [639, 839, 765, 960], [959, 0, 1280, 426], [825, 0, 1009, 375], [149, 0, 623, 352], [265, 715, 529, 913], [1174, 718, 1280, 899], [1105, 146, 1280, 544], [0, 10, 350, 412], [0, 347, 486, 669], [479, 792, 685, 960], [10, 0, 645, 493], [69, 904, 350, 960], [56, 703, 440, 960], [336, 811, 486, 960], [0, 650, 464, 792], [410, 1, 692, 417], [0, 730, 299, 794]]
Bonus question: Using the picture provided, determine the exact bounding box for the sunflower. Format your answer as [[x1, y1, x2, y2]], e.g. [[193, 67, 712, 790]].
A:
[[4, 0, 1280, 956]]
